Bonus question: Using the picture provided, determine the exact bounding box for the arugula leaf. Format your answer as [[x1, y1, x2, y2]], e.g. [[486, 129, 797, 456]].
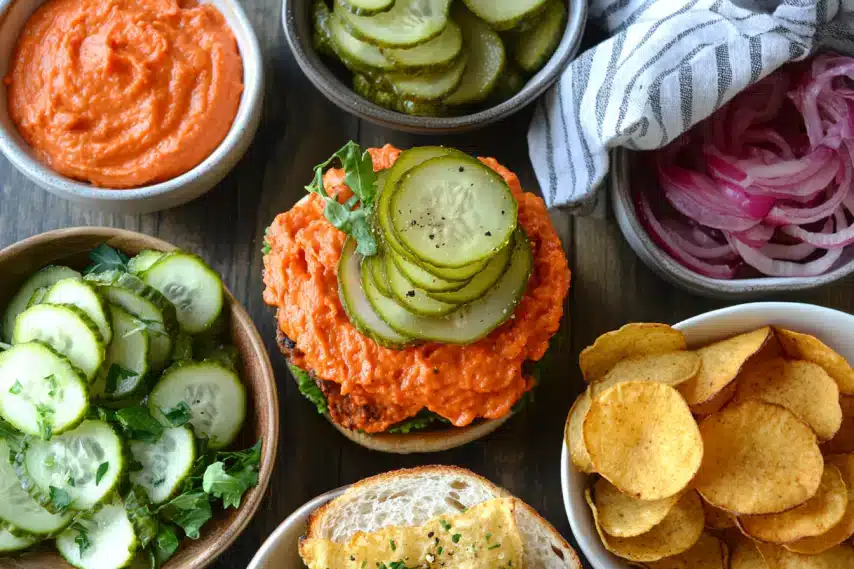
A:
[[160, 402, 192, 428], [386, 409, 449, 434], [157, 491, 212, 539], [115, 406, 164, 443], [202, 462, 259, 509], [95, 462, 109, 486], [84, 244, 130, 275], [8, 380, 22, 395], [287, 363, 327, 415], [49, 486, 72, 512], [104, 364, 137, 396], [71, 522, 90, 557], [262, 227, 272, 256], [151, 524, 180, 567], [126, 486, 159, 549], [305, 141, 379, 256]]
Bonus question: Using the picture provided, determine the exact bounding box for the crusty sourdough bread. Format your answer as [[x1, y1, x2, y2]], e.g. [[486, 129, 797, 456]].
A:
[[303, 466, 581, 569]]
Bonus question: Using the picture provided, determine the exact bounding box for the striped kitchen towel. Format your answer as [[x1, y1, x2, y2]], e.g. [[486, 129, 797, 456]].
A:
[[528, 0, 854, 214]]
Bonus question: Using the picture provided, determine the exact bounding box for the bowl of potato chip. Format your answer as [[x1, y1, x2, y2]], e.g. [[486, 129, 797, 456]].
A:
[[561, 302, 854, 569]]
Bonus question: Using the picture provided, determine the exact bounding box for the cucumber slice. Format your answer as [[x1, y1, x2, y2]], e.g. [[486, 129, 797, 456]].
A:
[[385, 54, 467, 100], [391, 155, 518, 268], [328, 12, 394, 70], [365, 229, 532, 343], [2, 266, 82, 343], [443, 6, 505, 105], [149, 361, 246, 450], [338, 240, 412, 347], [428, 240, 513, 304], [86, 271, 176, 371], [43, 279, 112, 345], [90, 305, 150, 401], [141, 252, 224, 335], [127, 250, 164, 275], [0, 342, 88, 438], [365, 253, 393, 298], [340, 0, 395, 15], [26, 286, 49, 308], [513, 0, 566, 72], [0, 527, 37, 553], [12, 304, 105, 382], [382, 20, 462, 70], [0, 439, 73, 536], [462, 0, 548, 31], [16, 420, 124, 512], [391, 251, 469, 291], [336, 0, 451, 48], [385, 255, 457, 316], [129, 426, 195, 504], [56, 502, 138, 569]]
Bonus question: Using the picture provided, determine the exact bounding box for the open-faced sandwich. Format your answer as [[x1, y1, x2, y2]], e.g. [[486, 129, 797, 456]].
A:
[[262, 143, 570, 452], [299, 466, 581, 569]]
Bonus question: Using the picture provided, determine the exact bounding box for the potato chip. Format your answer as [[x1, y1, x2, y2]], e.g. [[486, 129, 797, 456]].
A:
[[593, 477, 682, 538], [730, 537, 768, 569], [820, 396, 854, 455], [739, 464, 848, 543], [702, 500, 736, 530], [596, 351, 701, 393], [586, 488, 705, 562], [694, 400, 823, 515], [690, 381, 737, 416], [786, 455, 854, 555], [776, 327, 854, 395], [580, 323, 687, 382], [584, 382, 703, 500], [757, 542, 854, 568], [734, 357, 842, 441], [566, 389, 595, 473], [643, 532, 726, 569], [678, 327, 771, 406]]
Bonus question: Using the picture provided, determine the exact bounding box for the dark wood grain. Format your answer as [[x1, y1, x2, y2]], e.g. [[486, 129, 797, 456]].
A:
[[1, 3, 853, 569]]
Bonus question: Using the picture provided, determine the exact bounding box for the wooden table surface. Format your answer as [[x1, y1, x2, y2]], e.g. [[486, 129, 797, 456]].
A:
[[2, 3, 854, 568]]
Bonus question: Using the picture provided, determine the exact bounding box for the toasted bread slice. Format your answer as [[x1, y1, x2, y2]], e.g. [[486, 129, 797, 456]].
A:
[[302, 466, 582, 569]]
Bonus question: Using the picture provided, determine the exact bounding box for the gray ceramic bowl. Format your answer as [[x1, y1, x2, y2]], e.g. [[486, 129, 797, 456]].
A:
[[0, 0, 264, 215], [611, 148, 854, 299], [283, 0, 587, 133]]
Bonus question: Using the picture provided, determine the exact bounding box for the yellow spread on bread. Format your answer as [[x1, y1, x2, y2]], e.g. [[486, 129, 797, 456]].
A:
[[299, 498, 525, 569]]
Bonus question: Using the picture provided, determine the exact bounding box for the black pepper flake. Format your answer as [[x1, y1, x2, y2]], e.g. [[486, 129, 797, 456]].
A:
[[406, 290, 416, 298], [433, 368, 439, 374], [429, 234, 435, 240], [458, 166, 465, 172], [501, 210, 505, 215], [411, 220, 417, 226], [428, 531, 435, 538], [485, 231, 492, 236]]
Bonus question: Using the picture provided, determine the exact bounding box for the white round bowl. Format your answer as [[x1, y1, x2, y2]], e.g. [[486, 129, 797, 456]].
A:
[[247, 487, 346, 569], [0, 0, 264, 214], [611, 148, 854, 299], [560, 302, 854, 569]]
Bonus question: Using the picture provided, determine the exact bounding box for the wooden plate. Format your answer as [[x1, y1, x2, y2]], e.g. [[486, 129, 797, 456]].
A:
[[0, 227, 279, 569]]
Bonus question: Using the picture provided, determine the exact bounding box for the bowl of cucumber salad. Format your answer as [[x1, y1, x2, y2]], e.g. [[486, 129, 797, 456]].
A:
[[0, 227, 278, 569], [284, 0, 587, 132]]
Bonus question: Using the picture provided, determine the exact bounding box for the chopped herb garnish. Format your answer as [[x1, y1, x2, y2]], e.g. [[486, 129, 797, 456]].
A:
[[439, 519, 451, 531], [125, 317, 167, 338], [160, 401, 192, 427], [72, 522, 90, 557], [262, 227, 272, 255], [114, 406, 164, 443], [8, 380, 22, 395], [128, 459, 144, 472], [390, 539, 396, 551], [452, 533, 461, 543], [104, 364, 136, 396], [66, 474, 75, 487], [437, 546, 444, 555], [95, 462, 109, 486], [49, 486, 72, 512], [36, 403, 54, 440], [305, 141, 379, 256], [46, 374, 58, 397], [83, 244, 130, 275], [488, 543, 501, 550], [486, 532, 492, 542]]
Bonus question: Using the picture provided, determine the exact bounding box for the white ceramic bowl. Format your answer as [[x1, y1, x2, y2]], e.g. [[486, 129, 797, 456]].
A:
[[247, 487, 346, 569], [0, 0, 264, 214], [611, 149, 854, 299], [560, 302, 854, 569]]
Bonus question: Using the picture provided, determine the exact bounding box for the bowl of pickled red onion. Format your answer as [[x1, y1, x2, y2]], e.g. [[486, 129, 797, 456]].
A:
[[612, 52, 854, 299]]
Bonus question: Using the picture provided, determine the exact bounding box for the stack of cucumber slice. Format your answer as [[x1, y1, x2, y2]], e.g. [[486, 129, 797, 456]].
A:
[[338, 146, 534, 346], [0, 247, 256, 568], [313, 0, 568, 116]]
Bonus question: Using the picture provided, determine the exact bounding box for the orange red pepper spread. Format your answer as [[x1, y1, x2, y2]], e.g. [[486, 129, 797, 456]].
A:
[[263, 145, 571, 433]]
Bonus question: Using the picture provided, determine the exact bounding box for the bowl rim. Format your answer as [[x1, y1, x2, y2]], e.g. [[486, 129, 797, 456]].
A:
[[282, 0, 588, 133], [246, 486, 347, 569], [611, 147, 854, 295], [559, 301, 854, 569], [0, 226, 280, 569], [0, 0, 265, 201]]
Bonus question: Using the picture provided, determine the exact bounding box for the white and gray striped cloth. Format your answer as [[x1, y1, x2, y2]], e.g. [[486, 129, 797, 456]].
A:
[[528, 0, 854, 214]]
